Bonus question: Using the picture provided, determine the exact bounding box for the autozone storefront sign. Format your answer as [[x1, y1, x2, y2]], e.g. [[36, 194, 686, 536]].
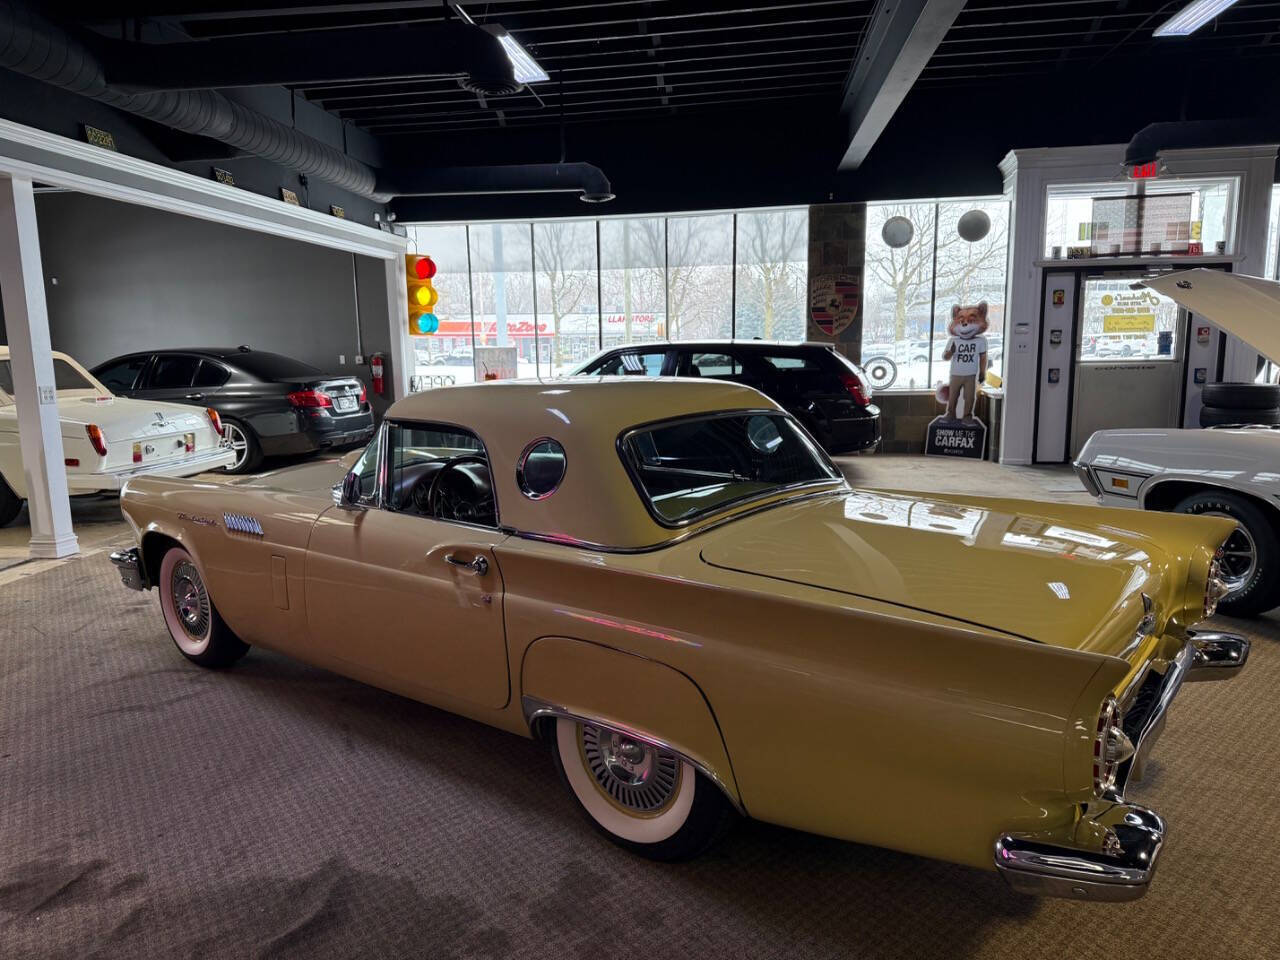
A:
[[432, 313, 663, 338]]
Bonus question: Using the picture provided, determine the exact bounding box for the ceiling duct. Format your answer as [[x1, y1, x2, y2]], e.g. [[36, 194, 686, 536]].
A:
[[0, 2, 613, 205], [1125, 118, 1280, 166]]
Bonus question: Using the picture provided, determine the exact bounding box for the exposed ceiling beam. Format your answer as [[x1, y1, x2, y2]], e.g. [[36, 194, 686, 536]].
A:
[[836, 0, 965, 171]]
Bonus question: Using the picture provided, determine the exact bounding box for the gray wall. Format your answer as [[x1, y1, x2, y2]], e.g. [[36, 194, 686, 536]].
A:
[[0, 192, 396, 418]]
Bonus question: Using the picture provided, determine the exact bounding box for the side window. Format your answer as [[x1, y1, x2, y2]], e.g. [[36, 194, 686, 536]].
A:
[[386, 422, 496, 527], [590, 350, 666, 376], [681, 352, 743, 380], [95, 356, 148, 393], [150, 354, 200, 389], [192, 360, 230, 389]]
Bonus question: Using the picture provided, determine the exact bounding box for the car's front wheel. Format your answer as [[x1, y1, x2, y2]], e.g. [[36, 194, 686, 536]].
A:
[[550, 717, 736, 861], [1175, 490, 1280, 617], [157, 546, 250, 667]]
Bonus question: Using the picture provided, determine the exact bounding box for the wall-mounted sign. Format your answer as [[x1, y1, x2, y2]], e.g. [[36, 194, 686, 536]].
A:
[[1128, 161, 1159, 180], [808, 274, 861, 337], [329, 204, 346, 219], [1190, 220, 1202, 241], [1052, 289, 1065, 306], [1186, 241, 1203, 256], [1049, 329, 1063, 346], [474, 346, 518, 382], [212, 167, 236, 186], [1047, 368, 1061, 384], [1194, 367, 1208, 384], [925, 418, 987, 459], [1157, 331, 1173, 355], [1066, 245, 1091, 259], [81, 125, 117, 151], [1103, 313, 1156, 333], [1197, 325, 1211, 343], [279, 187, 300, 206]]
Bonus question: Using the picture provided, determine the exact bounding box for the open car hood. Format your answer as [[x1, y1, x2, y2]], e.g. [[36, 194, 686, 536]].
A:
[[1142, 269, 1280, 363]]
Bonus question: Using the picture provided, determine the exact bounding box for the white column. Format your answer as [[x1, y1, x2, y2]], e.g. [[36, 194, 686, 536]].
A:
[[384, 254, 411, 399], [0, 175, 78, 558]]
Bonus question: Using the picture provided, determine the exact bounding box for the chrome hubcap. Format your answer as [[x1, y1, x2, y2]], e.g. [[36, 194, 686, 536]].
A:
[[223, 423, 248, 470], [580, 724, 680, 813], [1205, 512, 1257, 595], [170, 560, 210, 639]]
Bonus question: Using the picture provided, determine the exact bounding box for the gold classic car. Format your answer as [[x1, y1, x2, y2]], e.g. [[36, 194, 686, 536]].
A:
[[110, 378, 1249, 901]]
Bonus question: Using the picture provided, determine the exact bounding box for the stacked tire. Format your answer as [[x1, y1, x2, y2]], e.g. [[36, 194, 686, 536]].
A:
[[1199, 382, 1280, 428]]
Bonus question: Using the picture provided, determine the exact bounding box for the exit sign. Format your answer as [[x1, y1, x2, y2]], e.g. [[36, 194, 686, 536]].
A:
[[1129, 161, 1159, 180]]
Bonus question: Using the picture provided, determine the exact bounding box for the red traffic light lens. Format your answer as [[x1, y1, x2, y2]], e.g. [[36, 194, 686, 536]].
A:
[[413, 256, 437, 280]]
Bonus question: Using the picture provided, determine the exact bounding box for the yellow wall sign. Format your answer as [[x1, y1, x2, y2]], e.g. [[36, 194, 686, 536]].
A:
[[81, 125, 117, 151], [1103, 313, 1156, 333]]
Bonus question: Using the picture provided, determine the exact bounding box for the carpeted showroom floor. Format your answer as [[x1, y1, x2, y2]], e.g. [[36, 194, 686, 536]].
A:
[[1, 554, 1278, 960]]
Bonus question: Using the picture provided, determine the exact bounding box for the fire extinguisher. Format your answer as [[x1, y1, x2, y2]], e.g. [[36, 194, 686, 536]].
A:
[[370, 353, 385, 396]]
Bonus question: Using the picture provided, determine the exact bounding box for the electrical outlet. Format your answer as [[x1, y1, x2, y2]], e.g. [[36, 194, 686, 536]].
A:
[[338, 355, 345, 364], [355, 355, 364, 364], [1015, 340, 1030, 353]]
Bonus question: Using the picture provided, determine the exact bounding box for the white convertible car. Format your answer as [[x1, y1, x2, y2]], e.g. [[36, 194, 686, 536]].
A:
[[0, 347, 233, 526], [1075, 269, 1279, 617]]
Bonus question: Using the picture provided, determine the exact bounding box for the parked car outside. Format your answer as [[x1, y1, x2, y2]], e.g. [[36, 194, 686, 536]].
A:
[[111, 378, 1246, 901], [92, 347, 373, 474], [0, 347, 231, 526], [572, 340, 880, 454]]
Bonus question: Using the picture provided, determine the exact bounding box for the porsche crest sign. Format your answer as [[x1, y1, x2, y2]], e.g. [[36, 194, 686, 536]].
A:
[[809, 274, 860, 337]]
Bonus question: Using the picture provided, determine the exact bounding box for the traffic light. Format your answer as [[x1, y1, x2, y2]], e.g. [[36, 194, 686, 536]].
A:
[[406, 254, 439, 335]]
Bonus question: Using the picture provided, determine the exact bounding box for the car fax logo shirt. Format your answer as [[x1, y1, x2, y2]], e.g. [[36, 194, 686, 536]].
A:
[[946, 332, 987, 376]]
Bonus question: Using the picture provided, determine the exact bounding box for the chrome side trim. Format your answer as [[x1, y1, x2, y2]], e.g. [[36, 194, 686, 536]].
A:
[[520, 695, 746, 816], [995, 802, 1165, 902], [1187, 630, 1250, 681], [1072, 459, 1101, 498], [1114, 642, 1191, 795], [505, 487, 848, 555], [109, 547, 148, 591]]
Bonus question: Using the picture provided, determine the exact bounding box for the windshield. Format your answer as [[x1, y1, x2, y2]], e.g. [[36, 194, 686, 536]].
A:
[[0, 358, 97, 397], [620, 411, 841, 525]]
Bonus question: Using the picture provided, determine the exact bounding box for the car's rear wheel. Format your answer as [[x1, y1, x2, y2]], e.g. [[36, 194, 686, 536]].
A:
[[550, 717, 736, 861], [158, 546, 249, 667], [1174, 490, 1279, 617], [220, 419, 262, 474], [0, 476, 22, 527]]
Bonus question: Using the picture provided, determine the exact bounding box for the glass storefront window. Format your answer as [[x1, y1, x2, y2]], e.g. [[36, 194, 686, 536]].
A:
[[533, 220, 599, 377], [929, 201, 1009, 384], [862, 202, 936, 391], [735, 208, 808, 341], [599, 217, 666, 349], [667, 213, 733, 340], [469, 223, 537, 379]]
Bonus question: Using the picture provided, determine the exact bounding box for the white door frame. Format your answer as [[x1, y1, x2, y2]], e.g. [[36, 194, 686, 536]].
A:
[[0, 118, 408, 558]]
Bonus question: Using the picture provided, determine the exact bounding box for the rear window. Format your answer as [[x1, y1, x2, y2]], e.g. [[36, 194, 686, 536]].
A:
[[0, 359, 95, 394], [232, 352, 323, 381], [620, 412, 840, 525]]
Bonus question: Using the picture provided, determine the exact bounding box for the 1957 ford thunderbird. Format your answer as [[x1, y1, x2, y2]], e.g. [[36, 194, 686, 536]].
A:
[[110, 378, 1249, 901]]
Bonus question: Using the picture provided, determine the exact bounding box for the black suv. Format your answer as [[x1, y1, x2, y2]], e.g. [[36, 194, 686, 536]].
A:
[[91, 347, 374, 473], [574, 341, 880, 454]]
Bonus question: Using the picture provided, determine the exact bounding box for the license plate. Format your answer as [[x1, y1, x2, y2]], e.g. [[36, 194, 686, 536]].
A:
[[334, 396, 356, 412]]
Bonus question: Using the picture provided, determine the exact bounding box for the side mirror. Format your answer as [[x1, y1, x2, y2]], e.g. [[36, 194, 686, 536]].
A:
[[338, 471, 364, 510]]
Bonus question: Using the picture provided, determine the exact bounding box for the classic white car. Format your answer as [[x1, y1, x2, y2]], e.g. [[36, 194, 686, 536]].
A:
[[1075, 269, 1280, 616], [0, 346, 234, 526]]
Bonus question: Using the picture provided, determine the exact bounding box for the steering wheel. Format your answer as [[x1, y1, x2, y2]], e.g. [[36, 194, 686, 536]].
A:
[[415, 455, 494, 524]]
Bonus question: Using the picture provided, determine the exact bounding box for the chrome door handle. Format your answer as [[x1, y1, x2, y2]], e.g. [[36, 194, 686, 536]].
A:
[[444, 553, 488, 576], [185, 393, 205, 401]]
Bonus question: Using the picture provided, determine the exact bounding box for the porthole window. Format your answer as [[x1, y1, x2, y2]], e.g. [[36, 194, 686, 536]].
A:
[[516, 438, 566, 500]]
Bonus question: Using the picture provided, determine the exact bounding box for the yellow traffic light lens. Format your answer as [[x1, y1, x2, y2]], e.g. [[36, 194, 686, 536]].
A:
[[412, 285, 438, 307]]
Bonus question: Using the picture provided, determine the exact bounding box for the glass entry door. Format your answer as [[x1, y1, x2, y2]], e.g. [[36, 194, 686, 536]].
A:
[[1069, 275, 1186, 457]]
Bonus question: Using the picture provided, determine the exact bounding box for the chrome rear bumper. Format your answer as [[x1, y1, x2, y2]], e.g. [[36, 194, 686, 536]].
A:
[[109, 547, 147, 591], [995, 630, 1248, 901]]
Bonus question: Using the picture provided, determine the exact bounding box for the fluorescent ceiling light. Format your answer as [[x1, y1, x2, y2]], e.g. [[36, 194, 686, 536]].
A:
[[1153, 0, 1241, 37], [492, 28, 549, 84]]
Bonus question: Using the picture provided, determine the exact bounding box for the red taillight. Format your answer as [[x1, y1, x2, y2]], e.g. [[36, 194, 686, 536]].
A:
[[839, 371, 870, 407], [287, 389, 332, 409], [206, 407, 223, 435], [85, 424, 108, 457], [359, 382, 367, 405]]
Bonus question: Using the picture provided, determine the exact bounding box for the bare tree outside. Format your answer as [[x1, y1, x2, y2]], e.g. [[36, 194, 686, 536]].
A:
[[735, 209, 808, 340], [863, 203, 937, 344], [667, 214, 733, 339], [534, 220, 597, 374]]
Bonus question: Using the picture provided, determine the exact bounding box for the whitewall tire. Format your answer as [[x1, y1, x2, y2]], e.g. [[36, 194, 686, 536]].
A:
[[157, 546, 249, 668], [551, 716, 737, 860]]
